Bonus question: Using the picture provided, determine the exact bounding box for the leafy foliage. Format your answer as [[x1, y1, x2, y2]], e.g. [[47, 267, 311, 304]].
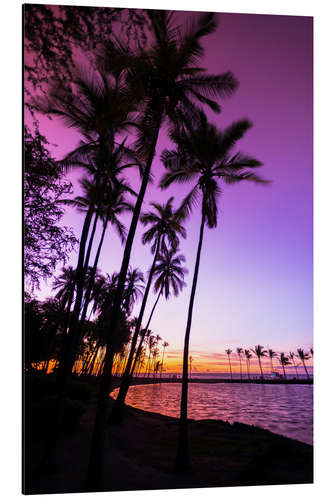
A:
[[24, 126, 77, 289], [24, 5, 148, 94]]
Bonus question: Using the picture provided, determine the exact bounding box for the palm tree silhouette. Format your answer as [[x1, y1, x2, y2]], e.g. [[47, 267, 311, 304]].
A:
[[279, 352, 291, 380], [189, 356, 194, 379], [33, 67, 138, 473], [252, 345, 267, 379], [91, 12, 238, 487], [130, 247, 187, 379], [244, 349, 252, 380], [160, 341, 170, 379], [111, 197, 186, 423], [79, 182, 133, 325], [297, 348, 311, 379], [160, 110, 265, 471], [236, 347, 243, 381], [268, 349, 277, 374], [225, 349, 233, 380], [289, 351, 299, 379], [122, 266, 145, 314]]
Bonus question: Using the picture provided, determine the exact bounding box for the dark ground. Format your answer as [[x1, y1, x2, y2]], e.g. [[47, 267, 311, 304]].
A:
[[24, 379, 313, 494]]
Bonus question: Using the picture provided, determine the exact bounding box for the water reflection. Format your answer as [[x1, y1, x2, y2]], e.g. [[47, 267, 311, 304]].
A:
[[110, 382, 313, 445]]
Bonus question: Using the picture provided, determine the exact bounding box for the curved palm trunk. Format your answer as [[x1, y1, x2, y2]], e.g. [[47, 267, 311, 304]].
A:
[[86, 108, 163, 491], [302, 359, 310, 379], [282, 364, 287, 379], [239, 356, 242, 381], [176, 208, 205, 472], [292, 359, 299, 379], [110, 238, 161, 423], [270, 358, 274, 373]]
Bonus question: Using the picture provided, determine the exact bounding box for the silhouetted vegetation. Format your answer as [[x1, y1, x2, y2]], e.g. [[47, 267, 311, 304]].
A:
[[23, 5, 312, 495]]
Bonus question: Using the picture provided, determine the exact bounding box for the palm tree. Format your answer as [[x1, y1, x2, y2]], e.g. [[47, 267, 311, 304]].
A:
[[289, 351, 299, 379], [252, 345, 267, 379], [130, 248, 187, 379], [268, 349, 277, 374], [225, 349, 233, 380], [52, 266, 76, 310], [122, 266, 145, 314], [160, 110, 265, 471], [88, 11, 238, 489], [244, 349, 252, 380], [189, 356, 194, 379], [297, 348, 311, 379], [236, 347, 243, 381], [33, 67, 139, 473], [160, 341, 170, 379], [111, 197, 186, 422], [279, 352, 291, 380], [79, 182, 132, 326]]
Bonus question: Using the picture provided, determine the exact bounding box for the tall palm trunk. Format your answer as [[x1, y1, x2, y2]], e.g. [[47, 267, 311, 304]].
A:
[[228, 355, 232, 380], [258, 357, 264, 379], [282, 364, 287, 379], [238, 356, 242, 381], [130, 290, 162, 377], [83, 211, 99, 275], [292, 359, 299, 379], [86, 108, 163, 491], [160, 346, 166, 380], [80, 214, 109, 328], [176, 208, 205, 472], [110, 238, 161, 423], [246, 359, 250, 380]]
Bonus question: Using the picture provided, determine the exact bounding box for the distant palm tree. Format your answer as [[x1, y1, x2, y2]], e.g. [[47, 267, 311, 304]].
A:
[[244, 349, 252, 380], [297, 348, 311, 379], [236, 347, 243, 381], [268, 349, 277, 374], [189, 356, 194, 379], [289, 352, 299, 379], [252, 345, 267, 379], [160, 341, 170, 379], [161, 110, 265, 471], [226, 349, 233, 380], [279, 352, 291, 380]]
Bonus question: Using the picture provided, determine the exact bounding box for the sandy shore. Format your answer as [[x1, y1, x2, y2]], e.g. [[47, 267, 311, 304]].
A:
[[25, 379, 313, 494]]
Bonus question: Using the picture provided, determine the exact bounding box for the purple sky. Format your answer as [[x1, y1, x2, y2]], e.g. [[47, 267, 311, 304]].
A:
[[29, 10, 313, 371]]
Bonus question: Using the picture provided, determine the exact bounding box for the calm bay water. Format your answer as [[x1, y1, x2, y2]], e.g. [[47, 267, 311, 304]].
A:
[[110, 382, 313, 445]]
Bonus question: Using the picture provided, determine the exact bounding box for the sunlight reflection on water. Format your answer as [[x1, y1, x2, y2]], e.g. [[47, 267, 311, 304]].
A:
[[110, 382, 313, 445]]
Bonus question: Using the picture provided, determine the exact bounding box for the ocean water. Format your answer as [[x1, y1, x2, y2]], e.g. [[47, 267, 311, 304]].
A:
[[110, 382, 313, 445]]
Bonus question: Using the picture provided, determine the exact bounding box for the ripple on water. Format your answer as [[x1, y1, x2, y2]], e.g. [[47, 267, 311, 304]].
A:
[[110, 382, 313, 445]]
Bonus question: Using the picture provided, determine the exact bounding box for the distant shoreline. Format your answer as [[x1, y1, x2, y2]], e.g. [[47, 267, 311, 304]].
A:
[[119, 376, 313, 385]]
